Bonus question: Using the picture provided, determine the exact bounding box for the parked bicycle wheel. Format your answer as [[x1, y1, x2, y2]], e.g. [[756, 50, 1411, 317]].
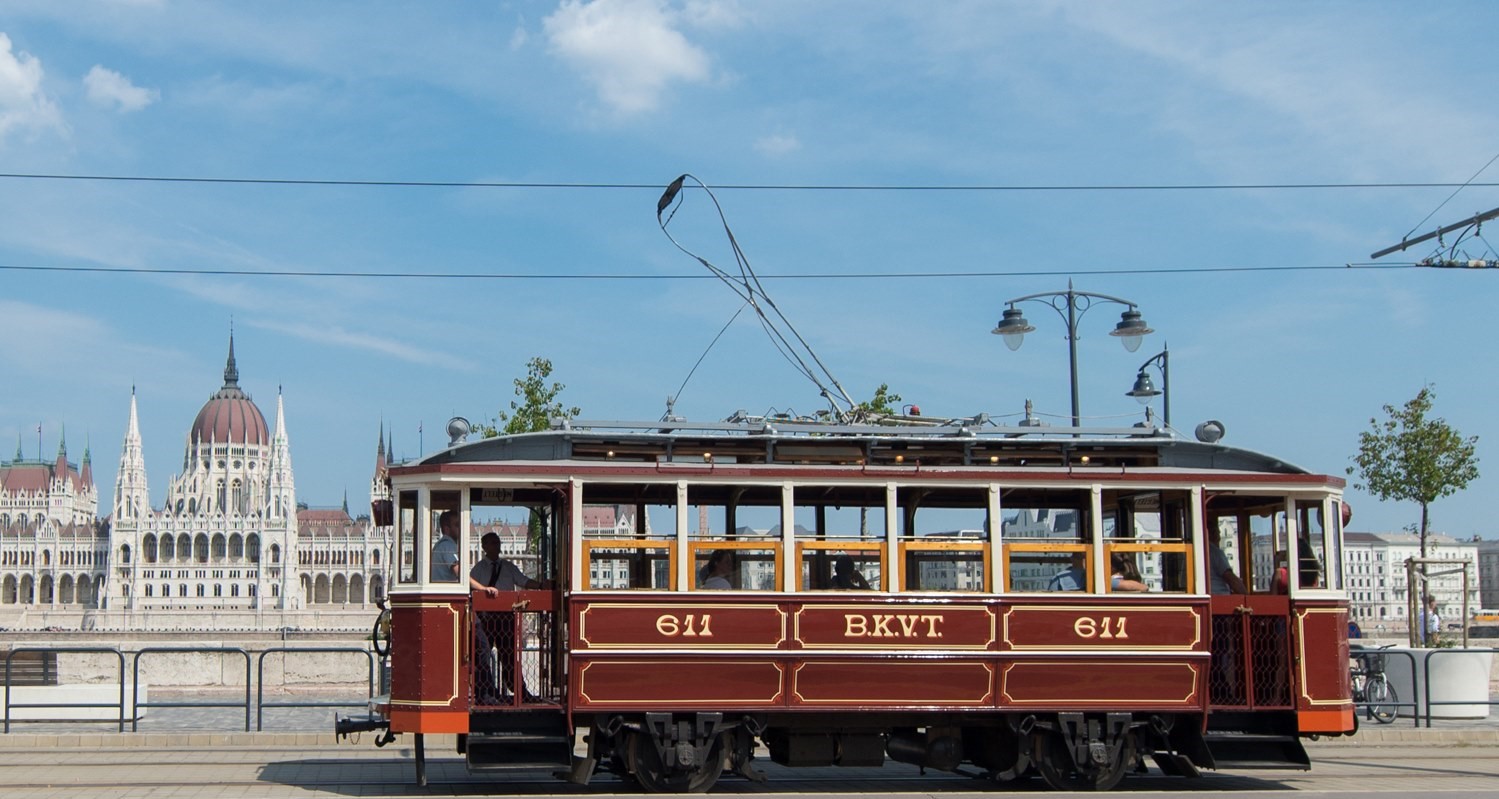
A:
[[1366, 675, 1398, 724]]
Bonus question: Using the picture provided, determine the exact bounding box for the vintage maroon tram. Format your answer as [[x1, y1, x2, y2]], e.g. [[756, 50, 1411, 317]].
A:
[[338, 415, 1353, 791]]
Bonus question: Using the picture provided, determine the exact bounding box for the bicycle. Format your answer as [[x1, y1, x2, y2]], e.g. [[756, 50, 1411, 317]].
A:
[[1349, 644, 1398, 723]]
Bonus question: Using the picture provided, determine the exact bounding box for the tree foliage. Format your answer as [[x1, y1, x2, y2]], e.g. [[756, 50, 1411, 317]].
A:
[[853, 383, 903, 420], [484, 357, 581, 436], [1348, 385, 1479, 557]]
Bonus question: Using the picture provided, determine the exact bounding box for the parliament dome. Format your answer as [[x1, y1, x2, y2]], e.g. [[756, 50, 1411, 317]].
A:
[[189, 337, 269, 446]]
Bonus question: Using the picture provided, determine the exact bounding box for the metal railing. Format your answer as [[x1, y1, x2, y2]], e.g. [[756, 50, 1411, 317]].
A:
[[4, 648, 127, 733], [0, 645, 376, 733], [255, 647, 375, 731], [1350, 645, 1420, 728]]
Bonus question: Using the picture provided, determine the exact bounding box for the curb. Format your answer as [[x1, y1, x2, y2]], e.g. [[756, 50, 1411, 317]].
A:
[[1308, 728, 1499, 745]]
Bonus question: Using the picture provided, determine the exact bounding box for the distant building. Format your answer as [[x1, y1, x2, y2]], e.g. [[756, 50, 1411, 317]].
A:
[[1476, 537, 1499, 612], [0, 334, 393, 631], [1343, 531, 1481, 630], [0, 432, 105, 608]]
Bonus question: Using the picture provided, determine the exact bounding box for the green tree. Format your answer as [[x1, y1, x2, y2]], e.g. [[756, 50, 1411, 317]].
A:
[[853, 383, 903, 421], [479, 356, 581, 556], [480, 357, 582, 436], [1348, 385, 1479, 560]]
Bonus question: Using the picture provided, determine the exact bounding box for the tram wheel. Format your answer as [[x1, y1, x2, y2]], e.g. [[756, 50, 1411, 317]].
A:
[[1034, 730, 1131, 792], [625, 730, 724, 794]]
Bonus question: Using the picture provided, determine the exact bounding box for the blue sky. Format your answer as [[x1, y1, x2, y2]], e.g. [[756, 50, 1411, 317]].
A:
[[1, 1, 1496, 538]]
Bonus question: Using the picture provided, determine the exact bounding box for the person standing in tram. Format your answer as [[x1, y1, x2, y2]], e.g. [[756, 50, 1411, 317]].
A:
[[1207, 525, 1248, 594], [431, 510, 461, 582], [470, 531, 548, 703], [832, 554, 871, 589]]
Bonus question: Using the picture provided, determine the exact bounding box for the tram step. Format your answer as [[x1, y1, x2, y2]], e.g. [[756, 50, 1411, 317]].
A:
[[465, 733, 574, 771], [1203, 733, 1310, 770]]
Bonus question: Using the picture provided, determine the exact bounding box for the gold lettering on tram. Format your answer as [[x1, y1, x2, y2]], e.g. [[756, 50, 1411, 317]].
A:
[[843, 613, 944, 638], [655, 613, 714, 637], [1072, 616, 1130, 639]]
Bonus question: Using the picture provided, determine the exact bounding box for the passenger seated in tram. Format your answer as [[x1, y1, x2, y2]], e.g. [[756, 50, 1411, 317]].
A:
[[1047, 552, 1087, 591], [431, 510, 461, 582], [1270, 551, 1290, 594], [699, 549, 735, 589], [1110, 552, 1148, 592], [831, 553, 871, 590]]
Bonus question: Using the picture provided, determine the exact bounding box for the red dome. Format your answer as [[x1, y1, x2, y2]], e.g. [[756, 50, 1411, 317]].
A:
[[191, 393, 268, 445], [190, 334, 269, 445]]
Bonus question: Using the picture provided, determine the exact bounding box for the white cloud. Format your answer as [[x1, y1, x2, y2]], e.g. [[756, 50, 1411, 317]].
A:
[[543, 0, 712, 114], [0, 32, 64, 140], [754, 133, 799, 156], [83, 65, 159, 112]]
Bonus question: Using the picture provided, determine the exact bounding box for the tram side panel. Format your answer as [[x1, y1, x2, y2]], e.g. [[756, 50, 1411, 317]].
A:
[[1293, 600, 1354, 734], [568, 594, 1208, 716], [387, 594, 471, 734]]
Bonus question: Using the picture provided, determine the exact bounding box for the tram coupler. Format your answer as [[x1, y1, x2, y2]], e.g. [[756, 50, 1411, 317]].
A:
[[334, 712, 393, 745]]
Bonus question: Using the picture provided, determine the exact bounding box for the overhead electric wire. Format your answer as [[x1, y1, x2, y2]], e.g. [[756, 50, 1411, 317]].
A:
[[1402, 152, 1499, 239], [0, 261, 1424, 279], [2, 171, 1498, 192]]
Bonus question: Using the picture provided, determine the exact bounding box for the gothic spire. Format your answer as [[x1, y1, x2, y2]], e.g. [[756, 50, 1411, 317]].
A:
[[224, 331, 240, 388]]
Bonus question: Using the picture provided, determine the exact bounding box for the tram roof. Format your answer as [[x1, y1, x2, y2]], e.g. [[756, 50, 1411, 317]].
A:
[[398, 417, 1325, 478]]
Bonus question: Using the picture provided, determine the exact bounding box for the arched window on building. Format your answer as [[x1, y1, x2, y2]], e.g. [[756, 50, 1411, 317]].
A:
[[216, 480, 226, 512], [270, 543, 280, 564], [314, 574, 331, 604], [229, 534, 244, 560], [2, 575, 16, 604], [158, 534, 173, 561], [145, 584, 153, 597], [160, 583, 168, 597], [121, 544, 132, 565], [39, 575, 54, 604], [177, 533, 192, 562], [213, 584, 222, 597], [212, 534, 227, 561], [59, 574, 75, 604], [232, 480, 244, 514], [332, 574, 348, 603], [247, 534, 261, 563], [195, 534, 210, 563], [349, 573, 365, 605], [231, 584, 239, 597]]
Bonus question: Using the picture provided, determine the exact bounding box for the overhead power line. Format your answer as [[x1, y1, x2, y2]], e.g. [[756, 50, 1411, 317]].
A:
[[1, 172, 1498, 192], [0, 261, 1425, 280]]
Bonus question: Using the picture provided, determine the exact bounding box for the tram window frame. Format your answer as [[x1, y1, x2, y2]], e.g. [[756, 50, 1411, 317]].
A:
[[395, 490, 418, 586], [582, 540, 676, 590], [796, 541, 884, 591], [896, 485, 990, 593], [1293, 498, 1331, 591], [1102, 489, 1193, 594], [792, 484, 888, 591], [426, 489, 465, 588], [1205, 494, 1281, 595], [1000, 488, 1093, 593], [687, 540, 781, 591]]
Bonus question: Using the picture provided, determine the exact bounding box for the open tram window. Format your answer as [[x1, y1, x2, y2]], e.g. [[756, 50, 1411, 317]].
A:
[[793, 484, 886, 590], [1103, 490, 1192, 594], [579, 482, 676, 590], [1204, 495, 1280, 594], [1001, 489, 1091, 592], [685, 484, 781, 590], [897, 486, 988, 592], [1295, 499, 1329, 590], [427, 490, 463, 584], [396, 490, 418, 585], [467, 488, 555, 589]]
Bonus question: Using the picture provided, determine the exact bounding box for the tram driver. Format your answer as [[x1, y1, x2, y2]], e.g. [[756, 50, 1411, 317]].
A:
[[431, 510, 461, 582]]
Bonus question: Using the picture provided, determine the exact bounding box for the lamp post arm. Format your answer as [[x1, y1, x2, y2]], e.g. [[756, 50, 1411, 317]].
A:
[[1135, 345, 1170, 427]]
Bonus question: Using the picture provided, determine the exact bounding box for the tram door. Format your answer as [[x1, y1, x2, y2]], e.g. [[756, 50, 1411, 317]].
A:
[[1205, 498, 1294, 711], [468, 487, 566, 709]]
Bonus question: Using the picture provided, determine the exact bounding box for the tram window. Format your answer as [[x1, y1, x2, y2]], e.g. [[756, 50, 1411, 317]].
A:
[[1103, 490, 1192, 594], [1296, 500, 1328, 589], [1005, 547, 1089, 592], [1205, 496, 1278, 594], [1002, 489, 1091, 592], [689, 484, 782, 540], [793, 485, 887, 590], [689, 542, 779, 590], [396, 490, 417, 585], [584, 542, 674, 590], [904, 543, 986, 591], [427, 490, 463, 584], [798, 543, 882, 591]]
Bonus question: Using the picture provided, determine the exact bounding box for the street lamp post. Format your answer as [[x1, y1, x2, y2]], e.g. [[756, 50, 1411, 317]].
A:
[[1126, 345, 1170, 427], [991, 280, 1153, 428]]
